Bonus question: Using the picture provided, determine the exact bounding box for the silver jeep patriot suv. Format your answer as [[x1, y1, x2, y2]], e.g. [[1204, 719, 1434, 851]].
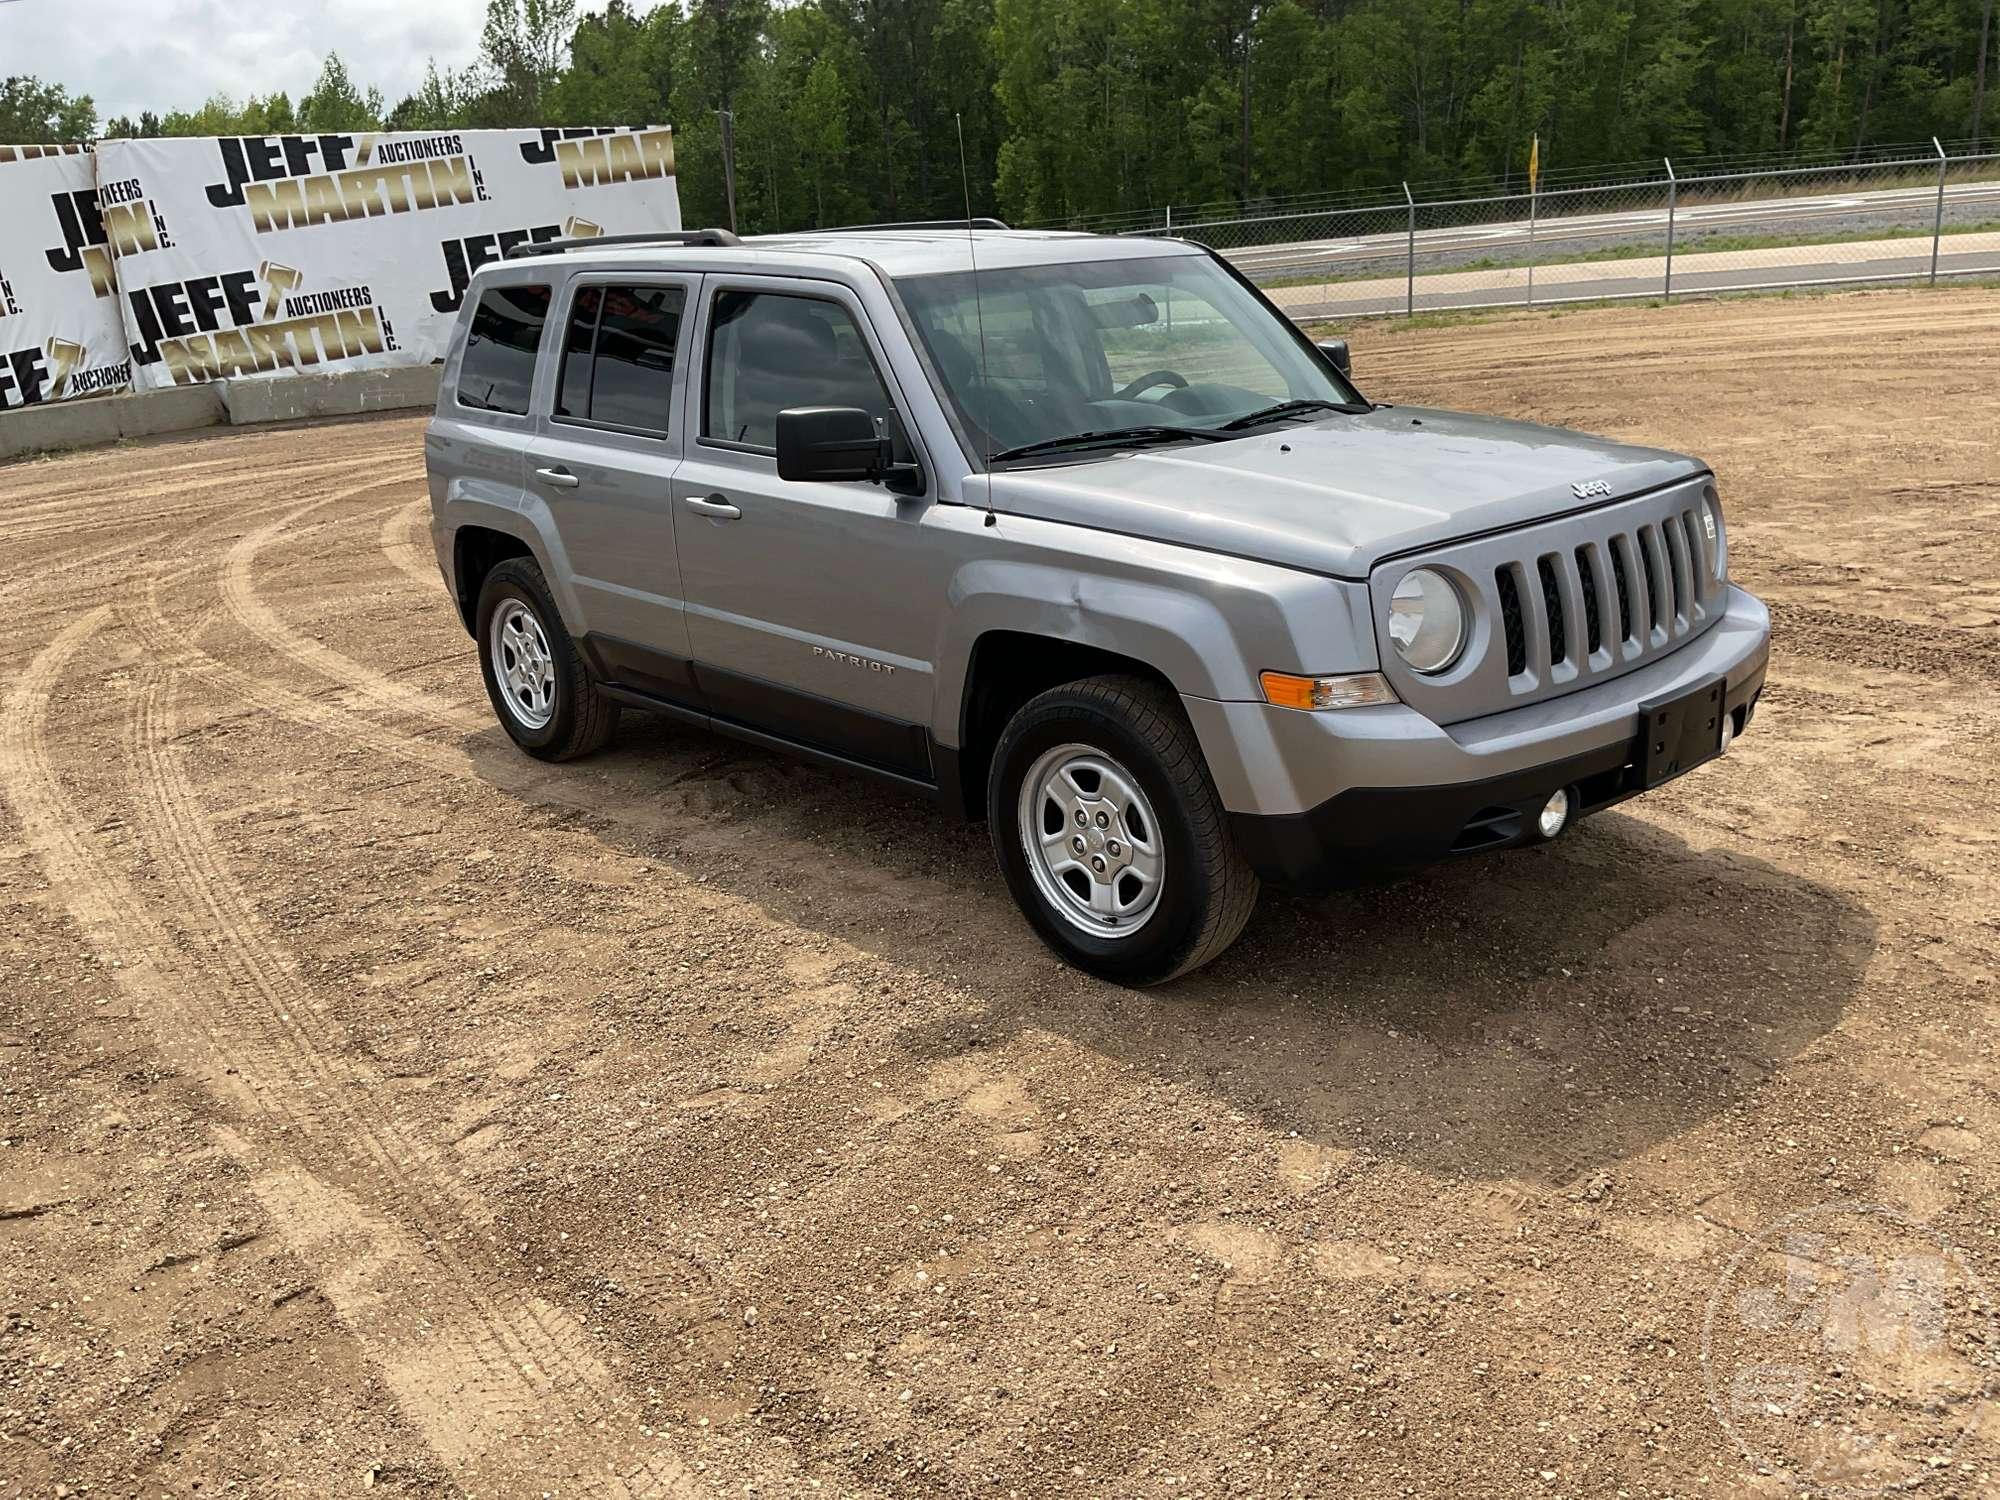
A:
[[426, 223, 1769, 984]]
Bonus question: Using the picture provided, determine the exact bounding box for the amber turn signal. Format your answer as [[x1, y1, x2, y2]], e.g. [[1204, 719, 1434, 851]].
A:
[[1259, 671, 1398, 711]]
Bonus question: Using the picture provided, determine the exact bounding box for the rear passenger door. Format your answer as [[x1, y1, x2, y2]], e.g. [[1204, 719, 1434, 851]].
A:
[[525, 274, 700, 701], [673, 277, 940, 779]]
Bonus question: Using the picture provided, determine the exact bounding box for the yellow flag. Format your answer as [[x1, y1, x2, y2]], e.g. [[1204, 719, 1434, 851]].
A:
[[1528, 134, 1540, 194]]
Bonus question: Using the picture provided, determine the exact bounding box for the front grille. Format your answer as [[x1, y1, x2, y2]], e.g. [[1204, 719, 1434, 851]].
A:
[[1376, 481, 1729, 723]]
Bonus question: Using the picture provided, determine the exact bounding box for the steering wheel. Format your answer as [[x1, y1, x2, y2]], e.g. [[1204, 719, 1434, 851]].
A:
[[1111, 369, 1189, 402]]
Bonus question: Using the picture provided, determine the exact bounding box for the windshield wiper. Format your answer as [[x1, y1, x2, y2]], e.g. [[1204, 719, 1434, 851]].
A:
[[990, 425, 1228, 462], [1216, 398, 1359, 432]]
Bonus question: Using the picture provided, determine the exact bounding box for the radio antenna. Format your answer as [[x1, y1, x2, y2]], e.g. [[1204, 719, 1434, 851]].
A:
[[956, 112, 997, 525]]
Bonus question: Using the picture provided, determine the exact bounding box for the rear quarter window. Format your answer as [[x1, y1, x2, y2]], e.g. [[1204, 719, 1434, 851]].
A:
[[457, 284, 552, 416]]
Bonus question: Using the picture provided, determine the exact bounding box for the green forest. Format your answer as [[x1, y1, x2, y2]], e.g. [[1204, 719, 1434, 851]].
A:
[[4, 0, 1997, 230]]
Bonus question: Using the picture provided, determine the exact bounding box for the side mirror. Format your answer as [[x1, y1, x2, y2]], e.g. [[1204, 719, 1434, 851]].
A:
[[776, 406, 885, 483], [1316, 339, 1352, 378]]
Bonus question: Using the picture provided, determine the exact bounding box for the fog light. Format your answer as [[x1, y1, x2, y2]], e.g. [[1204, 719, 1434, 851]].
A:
[[1719, 709, 1735, 754], [1538, 789, 1571, 839]]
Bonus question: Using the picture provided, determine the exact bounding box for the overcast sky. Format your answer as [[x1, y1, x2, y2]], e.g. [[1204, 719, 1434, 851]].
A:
[[3, 0, 612, 124]]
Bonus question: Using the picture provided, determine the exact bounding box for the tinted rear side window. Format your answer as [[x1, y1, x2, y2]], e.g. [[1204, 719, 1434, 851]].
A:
[[556, 287, 602, 422], [457, 284, 551, 416], [556, 283, 685, 435]]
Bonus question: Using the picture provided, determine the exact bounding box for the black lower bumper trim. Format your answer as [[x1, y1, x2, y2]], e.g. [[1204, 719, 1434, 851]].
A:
[[1231, 680, 1762, 893]]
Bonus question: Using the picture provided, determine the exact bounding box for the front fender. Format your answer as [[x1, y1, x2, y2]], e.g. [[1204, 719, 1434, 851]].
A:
[[937, 561, 1240, 715], [931, 552, 1377, 746]]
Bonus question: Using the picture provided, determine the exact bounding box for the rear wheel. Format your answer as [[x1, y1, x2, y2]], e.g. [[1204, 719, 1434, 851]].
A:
[[988, 675, 1258, 984], [476, 558, 619, 761]]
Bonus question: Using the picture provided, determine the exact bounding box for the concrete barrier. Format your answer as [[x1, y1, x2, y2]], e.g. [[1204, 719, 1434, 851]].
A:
[[216, 365, 442, 425], [1, 365, 441, 464], [0, 384, 226, 462]]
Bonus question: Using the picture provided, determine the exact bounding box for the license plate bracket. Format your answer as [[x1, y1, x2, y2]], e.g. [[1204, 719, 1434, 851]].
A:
[[1635, 677, 1727, 790]]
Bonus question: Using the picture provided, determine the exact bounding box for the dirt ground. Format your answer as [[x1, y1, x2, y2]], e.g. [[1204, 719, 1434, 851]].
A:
[[2, 287, 1995, 1499]]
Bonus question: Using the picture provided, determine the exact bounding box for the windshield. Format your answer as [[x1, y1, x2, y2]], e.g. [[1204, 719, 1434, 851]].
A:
[[894, 253, 1361, 465]]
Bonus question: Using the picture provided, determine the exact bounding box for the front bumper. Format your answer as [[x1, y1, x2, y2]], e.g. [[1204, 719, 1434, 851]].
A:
[[1196, 585, 1770, 892]]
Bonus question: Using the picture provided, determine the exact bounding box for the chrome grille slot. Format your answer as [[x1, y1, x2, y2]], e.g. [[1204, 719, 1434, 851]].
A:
[[1663, 511, 1693, 625], [1608, 538, 1634, 645], [1496, 565, 1527, 677], [1575, 546, 1603, 657], [1637, 526, 1668, 636], [1369, 478, 1731, 727], [1536, 555, 1567, 669], [1681, 508, 1709, 613]]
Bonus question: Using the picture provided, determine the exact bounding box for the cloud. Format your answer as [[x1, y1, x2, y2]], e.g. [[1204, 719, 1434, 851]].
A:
[[0, 0, 611, 124]]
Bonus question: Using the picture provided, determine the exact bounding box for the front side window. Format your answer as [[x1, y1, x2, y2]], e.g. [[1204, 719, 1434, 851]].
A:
[[457, 283, 551, 416], [703, 290, 891, 451], [894, 254, 1360, 462], [556, 283, 686, 434]]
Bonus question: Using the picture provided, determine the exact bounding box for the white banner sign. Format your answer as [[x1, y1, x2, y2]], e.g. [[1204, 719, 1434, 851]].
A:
[[0, 146, 138, 408], [95, 128, 682, 392]]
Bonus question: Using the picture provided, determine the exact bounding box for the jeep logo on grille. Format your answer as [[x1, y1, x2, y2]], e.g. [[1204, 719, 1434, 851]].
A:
[[1572, 480, 1614, 499]]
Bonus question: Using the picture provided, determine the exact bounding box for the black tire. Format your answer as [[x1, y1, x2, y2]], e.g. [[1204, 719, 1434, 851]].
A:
[[475, 557, 619, 762], [987, 674, 1258, 985]]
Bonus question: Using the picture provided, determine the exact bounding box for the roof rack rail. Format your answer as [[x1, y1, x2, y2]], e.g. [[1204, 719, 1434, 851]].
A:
[[801, 217, 1012, 234], [504, 228, 741, 260]]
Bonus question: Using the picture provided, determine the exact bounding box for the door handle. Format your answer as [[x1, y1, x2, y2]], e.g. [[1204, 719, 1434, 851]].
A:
[[685, 493, 742, 520], [534, 466, 581, 490]]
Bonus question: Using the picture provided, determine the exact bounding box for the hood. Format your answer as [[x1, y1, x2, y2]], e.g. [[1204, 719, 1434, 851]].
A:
[[983, 406, 1705, 579]]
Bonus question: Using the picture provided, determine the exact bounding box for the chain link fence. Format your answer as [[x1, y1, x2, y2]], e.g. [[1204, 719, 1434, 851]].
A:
[[1125, 145, 2000, 322]]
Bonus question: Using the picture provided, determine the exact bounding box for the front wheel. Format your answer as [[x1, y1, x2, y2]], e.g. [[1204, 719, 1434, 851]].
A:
[[987, 675, 1258, 985]]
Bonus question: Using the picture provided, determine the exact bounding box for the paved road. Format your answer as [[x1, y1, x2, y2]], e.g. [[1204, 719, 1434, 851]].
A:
[[1266, 230, 2000, 320], [1222, 176, 2000, 282]]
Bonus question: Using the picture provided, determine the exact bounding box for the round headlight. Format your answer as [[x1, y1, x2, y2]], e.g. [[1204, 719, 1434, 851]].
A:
[[1388, 568, 1465, 674]]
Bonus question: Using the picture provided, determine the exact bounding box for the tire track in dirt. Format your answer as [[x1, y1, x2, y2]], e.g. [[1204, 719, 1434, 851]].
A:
[[119, 550, 919, 1484], [0, 536, 175, 640], [0, 491, 403, 648], [0, 609, 258, 1110], [0, 461, 417, 560], [121, 452, 930, 1114], [0, 439, 373, 505], [217, 477, 477, 730], [124, 568, 810, 901], [205, 474, 820, 818], [177, 477, 788, 833], [125, 675, 723, 1494], [378, 495, 443, 589], [155, 476, 951, 1421], [1, 614, 723, 1496], [0, 449, 407, 534], [171, 472, 945, 974], [123, 576, 479, 776]]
